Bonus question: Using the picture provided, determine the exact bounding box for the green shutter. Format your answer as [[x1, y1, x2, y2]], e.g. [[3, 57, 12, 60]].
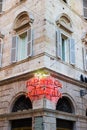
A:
[[11, 36, 18, 63], [56, 29, 62, 59], [27, 28, 33, 57]]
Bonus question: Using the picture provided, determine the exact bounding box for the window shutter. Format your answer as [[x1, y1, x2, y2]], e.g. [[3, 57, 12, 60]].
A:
[[83, 48, 87, 71], [0, 43, 3, 67], [11, 36, 18, 63], [83, 0, 87, 19], [56, 29, 62, 59], [69, 38, 75, 65], [0, 0, 2, 13], [27, 28, 33, 57]]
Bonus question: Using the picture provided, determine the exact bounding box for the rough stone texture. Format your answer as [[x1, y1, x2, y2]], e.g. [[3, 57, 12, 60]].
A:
[[0, 0, 87, 130]]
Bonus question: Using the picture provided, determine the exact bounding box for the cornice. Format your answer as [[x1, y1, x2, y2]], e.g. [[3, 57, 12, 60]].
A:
[[0, 67, 86, 88]]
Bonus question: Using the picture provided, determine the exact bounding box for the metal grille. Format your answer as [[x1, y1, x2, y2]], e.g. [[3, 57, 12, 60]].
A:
[[56, 97, 73, 113], [12, 95, 32, 112]]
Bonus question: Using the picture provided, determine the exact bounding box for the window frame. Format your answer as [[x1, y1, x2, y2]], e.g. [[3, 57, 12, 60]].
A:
[[56, 29, 75, 65], [11, 28, 33, 63]]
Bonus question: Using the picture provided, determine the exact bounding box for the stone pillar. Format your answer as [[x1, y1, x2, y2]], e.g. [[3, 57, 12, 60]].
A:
[[34, 117, 43, 130], [43, 116, 56, 130], [2, 120, 10, 130], [33, 98, 56, 110], [34, 116, 56, 130]]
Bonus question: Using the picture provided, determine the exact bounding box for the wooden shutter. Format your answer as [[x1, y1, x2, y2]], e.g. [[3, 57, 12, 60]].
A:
[[83, 0, 87, 19], [0, 0, 2, 13], [83, 48, 87, 71], [69, 38, 75, 65], [56, 29, 62, 59], [0, 43, 3, 67], [11, 36, 18, 63], [27, 28, 33, 57]]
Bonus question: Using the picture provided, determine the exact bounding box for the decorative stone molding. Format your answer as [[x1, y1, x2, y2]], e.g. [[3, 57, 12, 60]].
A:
[[82, 33, 87, 45], [56, 14, 73, 33], [0, 32, 4, 38]]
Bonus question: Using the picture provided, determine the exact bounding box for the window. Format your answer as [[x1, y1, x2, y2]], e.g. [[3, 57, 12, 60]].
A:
[[0, 38, 3, 67], [56, 30, 75, 65], [83, 47, 87, 71], [11, 12, 33, 63], [56, 14, 75, 65], [0, 0, 2, 13], [83, 0, 87, 19]]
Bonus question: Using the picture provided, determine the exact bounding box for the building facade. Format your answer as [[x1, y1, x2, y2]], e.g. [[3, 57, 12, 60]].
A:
[[0, 0, 87, 130]]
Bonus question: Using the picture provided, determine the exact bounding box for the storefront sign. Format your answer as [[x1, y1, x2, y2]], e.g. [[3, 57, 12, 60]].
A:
[[26, 76, 62, 102]]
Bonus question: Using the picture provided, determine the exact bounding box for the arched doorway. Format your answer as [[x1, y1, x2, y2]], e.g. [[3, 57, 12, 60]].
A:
[[11, 95, 32, 130], [56, 97, 75, 130]]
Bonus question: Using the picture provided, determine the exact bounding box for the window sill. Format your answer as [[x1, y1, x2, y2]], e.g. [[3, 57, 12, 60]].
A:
[[57, 58, 75, 68]]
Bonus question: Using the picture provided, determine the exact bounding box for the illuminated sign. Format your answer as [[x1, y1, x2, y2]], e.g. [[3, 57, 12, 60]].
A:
[[26, 76, 62, 102]]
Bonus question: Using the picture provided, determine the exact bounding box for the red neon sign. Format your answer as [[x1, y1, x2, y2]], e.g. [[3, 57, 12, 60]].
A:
[[26, 76, 62, 102]]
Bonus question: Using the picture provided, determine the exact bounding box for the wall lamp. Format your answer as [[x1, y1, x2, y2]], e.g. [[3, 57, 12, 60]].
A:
[[80, 89, 87, 97]]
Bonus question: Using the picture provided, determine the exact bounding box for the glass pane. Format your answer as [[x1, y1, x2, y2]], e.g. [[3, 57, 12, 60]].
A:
[[18, 32, 27, 61], [11, 118, 32, 129], [62, 38, 65, 61], [56, 119, 73, 130]]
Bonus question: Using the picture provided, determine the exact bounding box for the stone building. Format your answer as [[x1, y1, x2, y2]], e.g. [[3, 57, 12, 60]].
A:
[[0, 0, 87, 130]]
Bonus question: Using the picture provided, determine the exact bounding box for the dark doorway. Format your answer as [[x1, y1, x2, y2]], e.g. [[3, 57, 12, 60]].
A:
[[56, 119, 74, 130], [11, 118, 32, 130], [56, 97, 75, 130], [11, 95, 32, 130]]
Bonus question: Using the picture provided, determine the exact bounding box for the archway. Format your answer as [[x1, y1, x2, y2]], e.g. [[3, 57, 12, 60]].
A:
[[56, 96, 75, 130], [11, 95, 32, 130]]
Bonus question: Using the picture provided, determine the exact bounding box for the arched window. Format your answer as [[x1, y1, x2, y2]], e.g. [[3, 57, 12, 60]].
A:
[[56, 97, 74, 113], [56, 14, 75, 65], [11, 12, 33, 63], [12, 95, 32, 112]]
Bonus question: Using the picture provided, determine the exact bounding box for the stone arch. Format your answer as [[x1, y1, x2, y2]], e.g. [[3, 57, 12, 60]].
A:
[[9, 92, 32, 113], [56, 13, 73, 29], [56, 93, 76, 114], [13, 11, 30, 31]]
